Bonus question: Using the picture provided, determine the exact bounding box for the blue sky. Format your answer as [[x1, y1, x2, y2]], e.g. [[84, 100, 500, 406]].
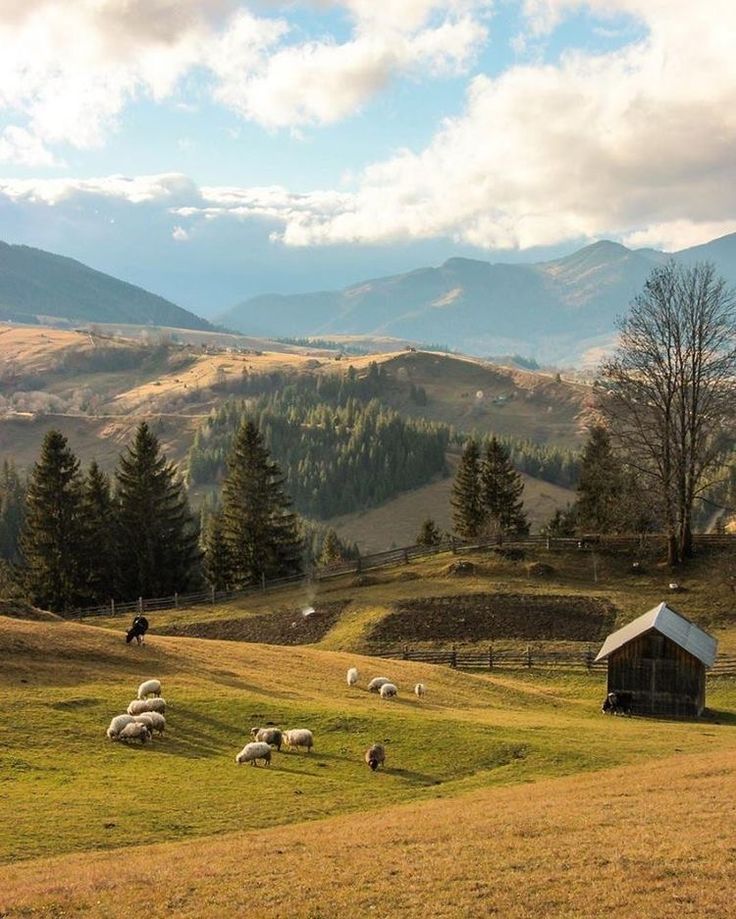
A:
[[0, 1, 734, 314]]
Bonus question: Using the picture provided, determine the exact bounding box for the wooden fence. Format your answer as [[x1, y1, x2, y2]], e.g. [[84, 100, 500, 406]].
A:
[[67, 530, 736, 620], [381, 645, 736, 677]]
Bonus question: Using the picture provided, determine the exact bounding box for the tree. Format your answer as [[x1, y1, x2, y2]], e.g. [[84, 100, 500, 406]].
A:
[[543, 506, 577, 537], [479, 437, 529, 537], [451, 439, 484, 538], [80, 461, 116, 604], [116, 422, 201, 599], [319, 528, 343, 566], [600, 261, 736, 565], [0, 460, 25, 563], [221, 420, 302, 586], [416, 517, 442, 547], [202, 510, 233, 590], [575, 426, 624, 533], [22, 430, 86, 612]]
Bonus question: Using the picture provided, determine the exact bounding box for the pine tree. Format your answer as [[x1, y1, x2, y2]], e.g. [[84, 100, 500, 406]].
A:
[[480, 437, 529, 537], [319, 528, 343, 566], [576, 425, 624, 533], [451, 439, 484, 538], [116, 422, 201, 600], [0, 460, 25, 563], [80, 461, 116, 604], [202, 510, 233, 590], [221, 420, 302, 587], [22, 430, 86, 612], [417, 517, 442, 547]]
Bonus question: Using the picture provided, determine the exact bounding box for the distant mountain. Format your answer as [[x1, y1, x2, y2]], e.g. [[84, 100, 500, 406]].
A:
[[0, 241, 212, 331], [219, 234, 736, 362]]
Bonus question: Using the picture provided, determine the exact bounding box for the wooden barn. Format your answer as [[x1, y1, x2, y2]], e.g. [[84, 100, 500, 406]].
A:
[[595, 602, 718, 717]]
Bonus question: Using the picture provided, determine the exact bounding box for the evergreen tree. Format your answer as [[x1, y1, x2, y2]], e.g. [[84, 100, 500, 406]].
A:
[[22, 430, 86, 612], [116, 422, 201, 599], [543, 506, 578, 537], [80, 461, 116, 604], [480, 437, 529, 536], [221, 420, 302, 586], [451, 439, 484, 537], [576, 425, 624, 533], [319, 528, 343, 565], [202, 511, 233, 590], [0, 460, 25, 563], [417, 517, 442, 547]]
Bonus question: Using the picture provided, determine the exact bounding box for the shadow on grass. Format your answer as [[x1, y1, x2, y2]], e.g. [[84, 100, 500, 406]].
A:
[[382, 766, 440, 785]]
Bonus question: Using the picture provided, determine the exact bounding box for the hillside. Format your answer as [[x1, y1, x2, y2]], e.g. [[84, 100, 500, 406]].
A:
[[220, 234, 736, 363], [0, 240, 212, 331]]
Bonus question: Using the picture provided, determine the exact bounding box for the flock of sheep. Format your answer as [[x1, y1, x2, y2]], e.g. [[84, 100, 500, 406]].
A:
[[105, 668, 426, 773], [106, 679, 167, 743]]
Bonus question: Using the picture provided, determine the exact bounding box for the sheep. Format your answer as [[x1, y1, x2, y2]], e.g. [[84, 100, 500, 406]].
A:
[[133, 711, 166, 736], [367, 676, 391, 693], [414, 683, 426, 698], [235, 742, 272, 766], [379, 683, 398, 699], [346, 667, 359, 687], [137, 679, 162, 699], [106, 714, 135, 740], [249, 727, 282, 750], [127, 698, 166, 716], [283, 729, 314, 753], [364, 743, 385, 771], [118, 722, 151, 744]]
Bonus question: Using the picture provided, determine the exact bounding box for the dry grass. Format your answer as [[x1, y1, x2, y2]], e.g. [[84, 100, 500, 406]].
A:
[[1, 748, 734, 918]]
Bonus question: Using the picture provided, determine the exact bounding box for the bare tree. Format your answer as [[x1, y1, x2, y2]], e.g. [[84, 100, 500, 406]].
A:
[[599, 261, 736, 566]]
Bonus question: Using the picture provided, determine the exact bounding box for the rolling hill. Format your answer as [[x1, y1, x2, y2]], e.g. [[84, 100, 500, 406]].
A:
[[0, 240, 212, 331], [220, 233, 736, 362]]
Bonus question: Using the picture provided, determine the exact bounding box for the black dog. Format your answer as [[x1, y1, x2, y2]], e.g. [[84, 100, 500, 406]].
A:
[[126, 615, 149, 645]]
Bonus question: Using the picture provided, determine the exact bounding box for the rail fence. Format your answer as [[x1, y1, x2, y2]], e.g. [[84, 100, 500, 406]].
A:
[[381, 645, 736, 677], [67, 530, 736, 620]]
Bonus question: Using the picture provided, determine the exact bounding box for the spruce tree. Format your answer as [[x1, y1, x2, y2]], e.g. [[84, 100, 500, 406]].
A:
[[417, 517, 441, 547], [576, 425, 624, 533], [0, 460, 25, 563], [480, 437, 529, 536], [22, 430, 86, 612], [451, 439, 484, 538], [221, 420, 302, 586], [80, 461, 116, 604], [116, 422, 200, 599], [202, 511, 233, 590], [319, 528, 343, 566]]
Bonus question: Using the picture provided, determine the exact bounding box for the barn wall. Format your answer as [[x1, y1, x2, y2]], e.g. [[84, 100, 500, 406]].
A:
[[607, 630, 706, 717]]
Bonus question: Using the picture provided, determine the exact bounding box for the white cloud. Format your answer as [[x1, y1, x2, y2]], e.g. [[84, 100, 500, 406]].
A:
[[172, 224, 191, 241], [0, 173, 200, 206], [0, 126, 57, 167]]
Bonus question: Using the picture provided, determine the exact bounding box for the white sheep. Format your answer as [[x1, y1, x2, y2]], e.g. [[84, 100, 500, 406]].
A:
[[137, 679, 162, 699], [379, 683, 398, 699], [364, 743, 385, 771], [118, 722, 151, 744], [367, 676, 391, 693], [127, 698, 166, 716], [235, 742, 272, 766], [414, 683, 426, 698], [347, 667, 359, 687], [133, 711, 166, 736], [106, 714, 135, 740], [283, 729, 314, 753]]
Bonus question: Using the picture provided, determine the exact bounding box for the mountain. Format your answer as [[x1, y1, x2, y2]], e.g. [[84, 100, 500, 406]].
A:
[[219, 233, 736, 362], [0, 241, 212, 331]]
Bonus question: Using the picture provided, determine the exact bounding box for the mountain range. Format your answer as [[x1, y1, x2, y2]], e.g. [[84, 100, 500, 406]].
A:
[[0, 241, 211, 332], [218, 234, 736, 362]]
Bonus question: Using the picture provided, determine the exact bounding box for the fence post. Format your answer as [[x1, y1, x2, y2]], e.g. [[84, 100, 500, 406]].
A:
[[356, 553, 362, 574], [261, 572, 266, 593], [110, 598, 115, 616], [174, 592, 178, 609], [403, 548, 409, 565], [546, 536, 551, 550], [138, 596, 143, 613], [451, 536, 456, 554], [526, 644, 532, 668], [488, 644, 493, 670], [585, 646, 594, 671], [450, 644, 457, 668], [403, 644, 409, 661], [211, 586, 215, 605]]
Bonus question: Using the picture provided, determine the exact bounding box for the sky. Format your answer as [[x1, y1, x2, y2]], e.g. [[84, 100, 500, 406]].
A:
[[1, 0, 735, 315]]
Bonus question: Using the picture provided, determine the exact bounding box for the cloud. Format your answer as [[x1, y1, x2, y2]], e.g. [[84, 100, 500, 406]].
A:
[[0, 126, 57, 167], [172, 224, 191, 241]]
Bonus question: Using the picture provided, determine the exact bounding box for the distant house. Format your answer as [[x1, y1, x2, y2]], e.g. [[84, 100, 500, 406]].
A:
[[595, 602, 718, 717]]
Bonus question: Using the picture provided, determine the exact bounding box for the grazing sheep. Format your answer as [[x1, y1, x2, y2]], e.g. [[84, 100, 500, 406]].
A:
[[127, 698, 166, 716], [235, 742, 272, 766], [106, 714, 135, 740], [364, 743, 385, 771], [379, 683, 398, 699], [414, 683, 426, 698], [346, 667, 359, 687], [118, 722, 151, 744], [283, 729, 314, 753], [250, 727, 283, 750], [137, 679, 162, 699], [133, 711, 166, 736], [367, 676, 391, 693]]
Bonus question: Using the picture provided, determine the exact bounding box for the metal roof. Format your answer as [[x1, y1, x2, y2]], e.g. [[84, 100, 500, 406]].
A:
[[595, 602, 718, 668]]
